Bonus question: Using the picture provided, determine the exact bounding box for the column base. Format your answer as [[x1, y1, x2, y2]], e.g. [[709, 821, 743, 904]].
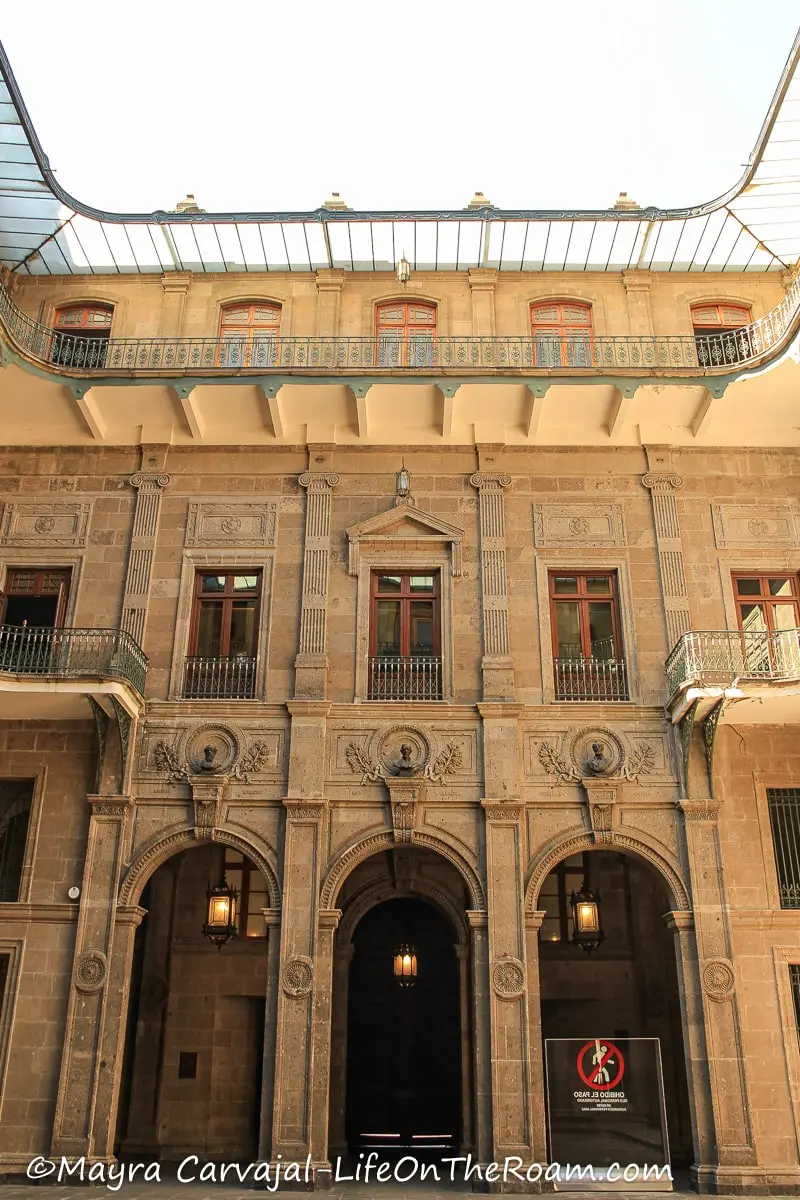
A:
[[690, 1164, 800, 1194]]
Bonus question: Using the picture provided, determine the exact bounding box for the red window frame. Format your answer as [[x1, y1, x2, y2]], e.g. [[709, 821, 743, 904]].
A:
[[732, 573, 800, 634], [187, 571, 262, 658], [548, 571, 621, 661], [53, 303, 114, 332], [369, 571, 440, 658], [217, 302, 281, 367], [691, 303, 751, 333], [531, 301, 593, 367], [0, 568, 71, 628], [375, 301, 437, 367]]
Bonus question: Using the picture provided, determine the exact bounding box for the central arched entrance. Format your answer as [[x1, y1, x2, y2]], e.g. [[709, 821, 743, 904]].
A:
[[346, 897, 460, 1152], [328, 844, 475, 1159]]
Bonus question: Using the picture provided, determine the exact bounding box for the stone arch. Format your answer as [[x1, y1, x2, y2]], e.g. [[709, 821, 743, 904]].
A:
[[118, 823, 281, 909], [525, 830, 690, 913], [320, 830, 485, 911], [338, 877, 470, 948]]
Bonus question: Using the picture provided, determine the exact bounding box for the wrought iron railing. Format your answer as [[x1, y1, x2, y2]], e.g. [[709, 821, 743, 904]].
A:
[[368, 656, 442, 701], [0, 624, 147, 694], [182, 655, 257, 699], [554, 656, 629, 701], [1, 269, 799, 376], [666, 628, 800, 698]]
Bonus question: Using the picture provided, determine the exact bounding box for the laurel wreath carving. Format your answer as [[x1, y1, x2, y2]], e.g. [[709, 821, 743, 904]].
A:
[[618, 742, 656, 782], [231, 741, 272, 782], [539, 739, 656, 784], [538, 742, 581, 783], [345, 743, 386, 784], [154, 738, 271, 783], [154, 740, 189, 782], [424, 742, 463, 782]]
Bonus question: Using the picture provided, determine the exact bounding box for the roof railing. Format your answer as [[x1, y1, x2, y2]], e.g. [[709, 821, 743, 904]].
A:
[[0, 270, 799, 377]]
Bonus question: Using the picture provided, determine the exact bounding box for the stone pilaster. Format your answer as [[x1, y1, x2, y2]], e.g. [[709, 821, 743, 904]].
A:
[[328, 942, 355, 1155], [524, 910, 548, 1164], [468, 269, 498, 336], [121, 471, 170, 648], [678, 801, 757, 1184], [315, 269, 346, 336], [258, 908, 283, 1160], [482, 801, 536, 1168], [51, 795, 135, 1160], [160, 272, 191, 337], [622, 270, 654, 335], [310, 908, 341, 1164], [470, 473, 514, 701], [642, 469, 691, 645], [455, 943, 474, 1152], [271, 797, 329, 1170], [467, 909, 493, 1163], [295, 472, 339, 700]]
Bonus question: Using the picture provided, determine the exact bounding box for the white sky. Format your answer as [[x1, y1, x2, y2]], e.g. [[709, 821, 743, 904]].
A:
[[2, 1, 799, 215]]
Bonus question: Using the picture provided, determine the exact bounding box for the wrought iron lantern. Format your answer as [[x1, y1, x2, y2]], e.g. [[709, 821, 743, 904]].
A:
[[570, 880, 605, 954], [395, 462, 411, 499], [396, 255, 411, 285], [393, 942, 418, 987], [202, 873, 238, 949]]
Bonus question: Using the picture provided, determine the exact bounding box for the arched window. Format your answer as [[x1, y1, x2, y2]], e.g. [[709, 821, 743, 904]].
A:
[[531, 302, 593, 368], [51, 303, 113, 368], [218, 302, 281, 368], [376, 301, 436, 367], [691, 302, 752, 366]]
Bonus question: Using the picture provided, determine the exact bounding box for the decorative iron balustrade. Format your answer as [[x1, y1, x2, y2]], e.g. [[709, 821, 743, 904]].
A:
[[0, 624, 147, 694], [368, 656, 442, 701], [1, 270, 800, 376], [182, 655, 257, 699], [666, 628, 800, 697], [553, 656, 629, 702]]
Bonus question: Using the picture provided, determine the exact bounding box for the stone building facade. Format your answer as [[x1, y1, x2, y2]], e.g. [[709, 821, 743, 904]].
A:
[[3, 33, 800, 1195]]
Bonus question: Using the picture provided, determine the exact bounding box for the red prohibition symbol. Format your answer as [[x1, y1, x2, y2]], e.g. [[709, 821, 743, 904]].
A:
[[577, 1039, 625, 1091]]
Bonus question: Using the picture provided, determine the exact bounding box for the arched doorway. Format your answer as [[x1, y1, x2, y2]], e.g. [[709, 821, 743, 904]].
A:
[[536, 848, 694, 1169], [115, 841, 273, 1162], [328, 846, 475, 1159]]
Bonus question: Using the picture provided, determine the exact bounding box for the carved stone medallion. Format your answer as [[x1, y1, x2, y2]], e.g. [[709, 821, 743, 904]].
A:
[[377, 726, 431, 775], [570, 728, 624, 778], [183, 724, 240, 775], [74, 950, 107, 994], [492, 956, 525, 1000], [282, 956, 314, 998], [701, 957, 735, 1002]]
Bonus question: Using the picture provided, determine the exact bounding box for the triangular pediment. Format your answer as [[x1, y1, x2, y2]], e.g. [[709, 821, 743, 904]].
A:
[[347, 502, 464, 576]]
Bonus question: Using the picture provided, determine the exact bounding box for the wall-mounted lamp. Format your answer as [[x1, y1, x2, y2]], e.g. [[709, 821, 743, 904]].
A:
[[393, 942, 418, 987], [396, 255, 411, 286], [570, 880, 605, 954], [202, 873, 238, 949], [396, 462, 411, 500]]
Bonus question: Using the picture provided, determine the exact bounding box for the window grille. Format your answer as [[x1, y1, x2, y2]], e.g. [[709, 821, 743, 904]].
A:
[[767, 789, 800, 908], [790, 965, 800, 1048]]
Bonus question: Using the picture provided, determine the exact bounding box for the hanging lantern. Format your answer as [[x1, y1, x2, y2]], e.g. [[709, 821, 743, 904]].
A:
[[395, 462, 411, 499], [570, 880, 605, 954], [202, 874, 238, 949], [396, 255, 411, 285], [393, 942, 417, 986]]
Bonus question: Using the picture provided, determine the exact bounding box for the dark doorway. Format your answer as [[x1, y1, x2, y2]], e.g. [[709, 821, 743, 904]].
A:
[[346, 898, 461, 1153]]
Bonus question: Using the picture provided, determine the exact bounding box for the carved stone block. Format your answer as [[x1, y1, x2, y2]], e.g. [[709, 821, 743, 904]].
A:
[[711, 503, 796, 548], [0, 500, 92, 546], [533, 503, 625, 547], [185, 501, 278, 546]]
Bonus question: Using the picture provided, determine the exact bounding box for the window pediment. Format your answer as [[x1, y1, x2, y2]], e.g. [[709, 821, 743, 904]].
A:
[[346, 502, 464, 577]]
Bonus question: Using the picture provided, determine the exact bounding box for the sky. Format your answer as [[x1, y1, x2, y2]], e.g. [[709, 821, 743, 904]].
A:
[[2, 1, 799, 216]]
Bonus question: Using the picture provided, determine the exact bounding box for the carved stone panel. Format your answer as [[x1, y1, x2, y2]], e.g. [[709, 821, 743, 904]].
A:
[[185, 501, 278, 547], [711, 503, 797, 549], [0, 501, 92, 546], [533, 503, 625, 548]]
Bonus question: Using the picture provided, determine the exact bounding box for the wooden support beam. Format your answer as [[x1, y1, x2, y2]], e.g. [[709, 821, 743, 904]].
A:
[[172, 384, 204, 440], [607, 384, 637, 438], [691, 383, 726, 438], [66, 383, 106, 441]]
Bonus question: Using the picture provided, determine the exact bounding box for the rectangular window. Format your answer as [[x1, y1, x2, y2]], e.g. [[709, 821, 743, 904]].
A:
[[368, 572, 441, 700], [1, 568, 71, 628], [0, 780, 34, 902], [549, 571, 628, 701], [539, 853, 590, 943], [183, 571, 261, 699], [223, 849, 269, 938], [733, 575, 800, 677], [790, 965, 800, 1048], [767, 789, 800, 908]]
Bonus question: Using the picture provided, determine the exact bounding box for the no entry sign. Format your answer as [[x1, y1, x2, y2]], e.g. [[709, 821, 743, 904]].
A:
[[576, 1039, 625, 1091]]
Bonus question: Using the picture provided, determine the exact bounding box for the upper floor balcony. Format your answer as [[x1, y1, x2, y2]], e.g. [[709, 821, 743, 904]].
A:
[[665, 628, 800, 725], [0, 623, 147, 720]]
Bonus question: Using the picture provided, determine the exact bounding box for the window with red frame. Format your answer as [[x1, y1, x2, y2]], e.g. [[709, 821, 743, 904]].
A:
[[184, 571, 261, 699], [531, 302, 593, 368], [691, 303, 752, 366], [0, 568, 71, 629], [376, 301, 436, 367], [370, 572, 439, 659], [51, 303, 113, 368], [218, 302, 281, 368], [549, 571, 621, 662], [733, 574, 800, 635], [221, 848, 269, 938]]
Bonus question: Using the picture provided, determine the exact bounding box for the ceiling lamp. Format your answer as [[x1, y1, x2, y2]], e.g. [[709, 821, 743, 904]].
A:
[[396, 255, 411, 285], [393, 942, 417, 987], [202, 873, 238, 949], [570, 880, 605, 954]]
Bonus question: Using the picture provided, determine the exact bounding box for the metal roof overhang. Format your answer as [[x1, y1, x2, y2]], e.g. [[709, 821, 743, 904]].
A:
[[1, 29, 799, 277]]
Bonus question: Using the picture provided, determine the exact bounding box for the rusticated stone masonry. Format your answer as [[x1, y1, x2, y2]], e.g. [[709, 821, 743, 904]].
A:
[[121, 473, 170, 648]]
